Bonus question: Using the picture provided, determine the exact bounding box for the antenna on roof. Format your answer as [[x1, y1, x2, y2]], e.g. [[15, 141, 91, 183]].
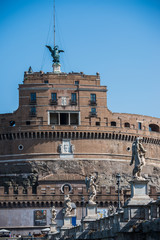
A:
[[54, 0, 55, 47], [45, 0, 64, 73]]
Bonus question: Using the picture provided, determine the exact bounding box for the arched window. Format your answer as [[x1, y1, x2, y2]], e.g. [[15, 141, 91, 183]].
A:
[[124, 122, 130, 128], [149, 124, 159, 132], [111, 121, 116, 127]]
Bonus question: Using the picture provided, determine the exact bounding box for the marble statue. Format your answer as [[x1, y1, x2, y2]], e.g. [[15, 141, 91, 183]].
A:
[[130, 137, 146, 178], [108, 204, 115, 215], [51, 206, 57, 224], [64, 194, 72, 216], [85, 173, 98, 205]]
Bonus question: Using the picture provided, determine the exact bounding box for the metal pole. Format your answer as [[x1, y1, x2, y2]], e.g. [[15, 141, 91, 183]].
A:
[[116, 173, 121, 212], [54, 0, 55, 47], [81, 196, 84, 219], [118, 179, 120, 209]]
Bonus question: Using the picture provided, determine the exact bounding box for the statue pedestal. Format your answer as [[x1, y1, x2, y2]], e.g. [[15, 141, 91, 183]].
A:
[[53, 63, 61, 73], [50, 222, 57, 233], [63, 215, 73, 228], [123, 178, 152, 221], [61, 215, 75, 236], [83, 204, 97, 229]]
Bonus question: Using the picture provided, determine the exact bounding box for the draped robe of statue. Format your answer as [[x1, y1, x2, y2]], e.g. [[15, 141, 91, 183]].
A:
[[51, 206, 57, 224], [130, 137, 146, 178], [85, 173, 98, 205], [64, 194, 72, 216]]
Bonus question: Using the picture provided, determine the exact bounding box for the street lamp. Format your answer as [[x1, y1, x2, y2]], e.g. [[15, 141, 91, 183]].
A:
[[81, 196, 85, 220], [116, 173, 121, 212]]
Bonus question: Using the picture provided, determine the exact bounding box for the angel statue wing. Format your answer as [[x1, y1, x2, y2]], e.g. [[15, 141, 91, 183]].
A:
[[45, 45, 53, 53]]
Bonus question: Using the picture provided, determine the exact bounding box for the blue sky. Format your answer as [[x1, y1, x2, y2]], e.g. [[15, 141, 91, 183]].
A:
[[0, 0, 160, 117]]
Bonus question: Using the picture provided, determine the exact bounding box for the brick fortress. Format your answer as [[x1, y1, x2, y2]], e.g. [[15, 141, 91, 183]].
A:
[[0, 63, 160, 233]]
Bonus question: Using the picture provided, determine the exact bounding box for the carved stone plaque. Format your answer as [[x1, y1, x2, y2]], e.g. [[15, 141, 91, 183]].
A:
[[61, 97, 67, 106], [59, 140, 75, 154]]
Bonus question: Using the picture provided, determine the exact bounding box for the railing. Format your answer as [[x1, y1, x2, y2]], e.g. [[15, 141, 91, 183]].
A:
[[50, 99, 58, 105], [89, 112, 97, 117], [89, 100, 97, 106], [70, 100, 77, 105], [29, 100, 37, 105], [29, 112, 37, 117], [0, 237, 46, 240]]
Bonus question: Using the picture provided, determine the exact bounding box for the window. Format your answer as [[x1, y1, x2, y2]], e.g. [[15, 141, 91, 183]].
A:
[[50, 93, 57, 104], [90, 94, 96, 105], [60, 113, 68, 125], [30, 93, 36, 103], [9, 120, 15, 127], [91, 108, 96, 116], [50, 112, 79, 126], [75, 81, 79, 85], [30, 106, 36, 116], [51, 93, 57, 101], [96, 121, 100, 126], [138, 122, 142, 130], [70, 113, 79, 125], [50, 113, 58, 125], [124, 122, 130, 128], [26, 121, 30, 125], [149, 124, 159, 132], [111, 121, 116, 127], [44, 80, 48, 84], [71, 93, 77, 105]]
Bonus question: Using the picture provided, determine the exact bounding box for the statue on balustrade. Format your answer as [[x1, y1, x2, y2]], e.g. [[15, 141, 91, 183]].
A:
[[85, 172, 98, 205], [63, 194, 72, 216], [130, 137, 146, 179], [51, 206, 57, 224], [108, 204, 115, 215]]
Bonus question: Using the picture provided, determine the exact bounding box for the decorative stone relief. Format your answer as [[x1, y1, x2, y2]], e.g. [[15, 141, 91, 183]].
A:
[[61, 97, 67, 106], [59, 140, 75, 154]]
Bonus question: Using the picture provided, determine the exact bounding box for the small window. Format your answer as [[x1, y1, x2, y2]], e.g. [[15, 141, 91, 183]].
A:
[[71, 93, 76, 101], [9, 120, 15, 127], [26, 121, 30, 125], [71, 93, 77, 104], [91, 108, 96, 115], [91, 94, 96, 102], [124, 122, 130, 128], [138, 122, 142, 130], [30, 92, 36, 103], [96, 122, 100, 126], [51, 93, 57, 101], [111, 121, 116, 127], [30, 106, 36, 116], [90, 94, 96, 105], [18, 144, 24, 151], [75, 81, 79, 85], [44, 80, 48, 84]]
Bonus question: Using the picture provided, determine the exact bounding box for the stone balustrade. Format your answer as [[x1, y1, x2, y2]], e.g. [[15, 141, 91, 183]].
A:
[[51, 197, 160, 240]]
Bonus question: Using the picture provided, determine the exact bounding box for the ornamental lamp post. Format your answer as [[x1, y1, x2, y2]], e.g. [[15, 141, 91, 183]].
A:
[[81, 196, 85, 220], [116, 173, 121, 212]]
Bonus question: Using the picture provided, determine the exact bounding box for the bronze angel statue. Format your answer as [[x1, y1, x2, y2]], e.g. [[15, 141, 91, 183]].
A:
[[46, 45, 64, 63]]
